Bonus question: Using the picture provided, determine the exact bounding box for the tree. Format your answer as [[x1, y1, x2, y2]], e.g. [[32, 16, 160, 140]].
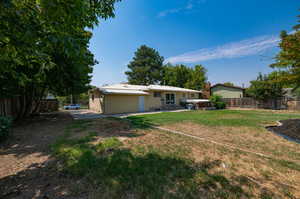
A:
[[126, 45, 164, 85], [162, 64, 192, 88], [270, 13, 300, 89], [246, 72, 285, 101], [162, 64, 207, 90], [223, 82, 235, 87], [185, 65, 207, 90], [0, 0, 120, 118]]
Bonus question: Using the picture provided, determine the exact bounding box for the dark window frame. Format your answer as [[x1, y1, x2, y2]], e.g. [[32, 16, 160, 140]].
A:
[[154, 92, 162, 98], [166, 93, 175, 105]]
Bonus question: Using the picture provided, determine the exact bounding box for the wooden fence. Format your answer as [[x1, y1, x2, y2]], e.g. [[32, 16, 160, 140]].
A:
[[0, 98, 59, 118], [222, 97, 300, 110]]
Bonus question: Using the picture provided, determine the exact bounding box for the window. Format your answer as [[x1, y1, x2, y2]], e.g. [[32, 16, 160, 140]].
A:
[[153, 92, 161, 98], [166, 93, 175, 105], [191, 93, 195, 98], [182, 93, 186, 98], [91, 94, 95, 101]]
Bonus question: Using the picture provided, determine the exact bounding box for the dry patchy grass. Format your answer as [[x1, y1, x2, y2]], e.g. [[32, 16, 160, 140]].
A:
[[51, 117, 300, 198], [161, 122, 300, 162]]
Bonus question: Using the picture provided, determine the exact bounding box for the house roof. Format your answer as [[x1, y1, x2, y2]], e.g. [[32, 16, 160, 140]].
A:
[[210, 84, 245, 90], [98, 84, 201, 95], [102, 84, 148, 91], [148, 85, 201, 93], [100, 88, 149, 95]]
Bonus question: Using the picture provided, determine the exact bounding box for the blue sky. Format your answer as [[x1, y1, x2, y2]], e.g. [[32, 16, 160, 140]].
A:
[[89, 0, 299, 87]]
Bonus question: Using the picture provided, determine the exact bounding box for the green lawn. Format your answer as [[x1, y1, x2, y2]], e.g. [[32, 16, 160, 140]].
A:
[[127, 109, 300, 128]]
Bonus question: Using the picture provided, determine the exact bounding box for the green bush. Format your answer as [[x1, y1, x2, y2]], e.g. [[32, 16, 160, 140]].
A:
[[215, 102, 226, 109], [0, 116, 12, 142], [209, 95, 226, 109]]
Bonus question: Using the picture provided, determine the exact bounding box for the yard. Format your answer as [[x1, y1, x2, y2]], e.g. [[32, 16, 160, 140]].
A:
[[1, 110, 300, 198]]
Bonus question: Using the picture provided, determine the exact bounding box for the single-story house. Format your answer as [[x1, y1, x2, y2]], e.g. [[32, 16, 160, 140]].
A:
[[210, 84, 245, 98], [89, 84, 202, 114]]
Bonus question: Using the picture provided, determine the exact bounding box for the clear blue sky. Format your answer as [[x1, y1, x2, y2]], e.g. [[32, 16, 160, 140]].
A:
[[89, 0, 299, 87]]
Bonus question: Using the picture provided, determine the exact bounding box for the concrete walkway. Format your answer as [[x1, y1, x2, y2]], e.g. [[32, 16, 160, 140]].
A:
[[67, 109, 190, 120]]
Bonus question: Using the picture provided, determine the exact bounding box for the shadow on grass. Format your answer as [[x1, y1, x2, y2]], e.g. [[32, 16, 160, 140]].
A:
[[126, 116, 155, 129], [0, 115, 295, 198], [50, 134, 250, 198], [47, 131, 292, 199]]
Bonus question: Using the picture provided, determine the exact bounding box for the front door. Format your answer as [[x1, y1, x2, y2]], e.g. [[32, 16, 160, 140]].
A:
[[139, 96, 145, 112]]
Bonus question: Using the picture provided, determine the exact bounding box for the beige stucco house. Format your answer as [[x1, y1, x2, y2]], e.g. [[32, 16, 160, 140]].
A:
[[89, 84, 202, 114], [210, 84, 245, 98]]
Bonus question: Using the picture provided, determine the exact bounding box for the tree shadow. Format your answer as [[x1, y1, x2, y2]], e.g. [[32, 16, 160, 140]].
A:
[[125, 116, 155, 129], [0, 113, 294, 198], [0, 147, 288, 199]]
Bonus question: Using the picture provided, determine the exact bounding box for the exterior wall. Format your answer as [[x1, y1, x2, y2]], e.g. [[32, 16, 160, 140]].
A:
[[89, 90, 201, 114], [104, 95, 140, 114], [144, 91, 162, 111], [89, 90, 104, 113], [145, 91, 201, 110], [211, 86, 243, 98]]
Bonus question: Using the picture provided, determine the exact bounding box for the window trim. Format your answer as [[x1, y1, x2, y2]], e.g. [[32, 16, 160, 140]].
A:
[[165, 93, 176, 105]]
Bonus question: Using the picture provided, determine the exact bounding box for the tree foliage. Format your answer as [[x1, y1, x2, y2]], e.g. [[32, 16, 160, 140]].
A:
[[270, 14, 300, 88], [0, 0, 120, 118], [246, 72, 286, 101], [126, 45, 164, 85], [223, 82, 235, 87], [162, 64, 207, 90]]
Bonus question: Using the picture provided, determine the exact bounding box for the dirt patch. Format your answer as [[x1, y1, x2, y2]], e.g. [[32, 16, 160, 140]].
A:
[[0, 112, 84, 199], [267, 119, 300, 143]]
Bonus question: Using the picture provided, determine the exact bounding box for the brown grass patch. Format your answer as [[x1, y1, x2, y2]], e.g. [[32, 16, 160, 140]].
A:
[[61, 118, 300, 198], [161, 122, 300, 162], [124, 127, 300, 198]]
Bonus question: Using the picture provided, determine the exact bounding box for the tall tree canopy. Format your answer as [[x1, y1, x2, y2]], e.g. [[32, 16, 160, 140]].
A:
[[246, 72, 285, 101], [125, 45, 164, 85], [223, 82, 235, 87], [162, 64, 207, 90], [270, 13, 300, 88], [0, 0, 120, 118]]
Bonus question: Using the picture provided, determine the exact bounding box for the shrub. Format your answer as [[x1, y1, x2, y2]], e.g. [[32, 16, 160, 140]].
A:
[[0, 116, 12, 142], [209, 95, 226, 109], [215, 102, 226, 109]]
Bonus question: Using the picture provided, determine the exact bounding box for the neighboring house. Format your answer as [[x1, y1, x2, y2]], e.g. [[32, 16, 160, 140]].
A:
[[210, 84, 245, 98], [89, 84, 201, 114]]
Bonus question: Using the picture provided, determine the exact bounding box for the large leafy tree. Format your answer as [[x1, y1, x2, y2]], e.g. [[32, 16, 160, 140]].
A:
[[126, 45, 164, 85], [185, 65, 207, 90], [162, 64, 207, 90], [0, 0, 120, 118], [270, 13, 300, 88], [162, 64, 192, 88], [246, 72, 285, 101], [223, 82, 235, 87]]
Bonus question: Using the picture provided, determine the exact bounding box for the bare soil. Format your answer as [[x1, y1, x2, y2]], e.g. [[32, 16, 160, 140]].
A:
[[267, 119, 300, 143], [0, 112, 84, 199]]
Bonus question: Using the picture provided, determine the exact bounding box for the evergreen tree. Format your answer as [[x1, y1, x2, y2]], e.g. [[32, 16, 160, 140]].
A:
[[126, 45, 164, 85]]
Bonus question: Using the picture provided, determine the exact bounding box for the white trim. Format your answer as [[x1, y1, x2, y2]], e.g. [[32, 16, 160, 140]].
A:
[[165, 93, 176, 105]]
